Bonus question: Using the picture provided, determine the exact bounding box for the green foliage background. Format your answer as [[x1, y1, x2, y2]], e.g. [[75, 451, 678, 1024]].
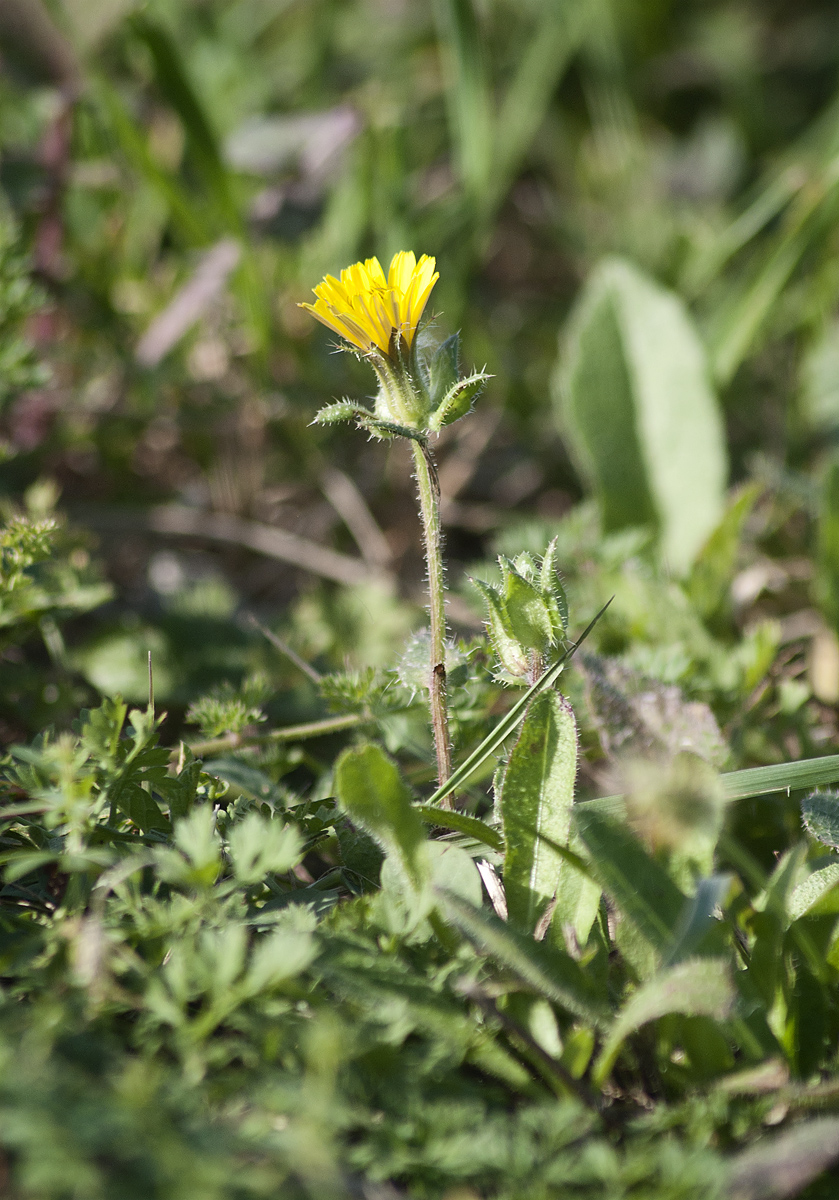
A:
[[5, 0, 839, 1197]]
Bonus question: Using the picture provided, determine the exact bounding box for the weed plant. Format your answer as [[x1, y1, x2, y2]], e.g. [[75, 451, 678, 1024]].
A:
[[4, 2, 839, 1199]]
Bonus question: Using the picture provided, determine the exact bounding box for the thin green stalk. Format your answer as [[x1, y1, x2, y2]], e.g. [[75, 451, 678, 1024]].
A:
[[182, 712, 367, 759], [411, 439, 452, 798]]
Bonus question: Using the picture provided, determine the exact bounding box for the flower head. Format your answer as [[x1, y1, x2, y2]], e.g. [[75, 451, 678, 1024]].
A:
[[299, 251, 439, 357]]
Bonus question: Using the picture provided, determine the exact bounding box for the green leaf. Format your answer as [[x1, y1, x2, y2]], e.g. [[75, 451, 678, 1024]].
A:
[[335, 743, 431, 917], [539, 537, 568, 637], [801, 789, 839, 849], [172, 807, 221, 886], [439, 890, 608, 1025], [500, 691, 577, 933], [728, 1117, 839, 1200], [587, 752, 839, 813], [428, 371, 490, 431], [688, 483, 761, 620], [115, 781, 170, 835], [593, 959, 735, 1085], [228, 813, 303, 885], [500, 559, 553, 653], [425, 599, 612, 808], [129, 15, 237, 228], [818, 457, 839, 630], [491, 1, 586, 217], [573, 805, 687, 957], [432, 0, 493, 204], [244, 928, 317, 994], [472, 576, 529, 676], [415, 805, 504, 852], [788, 863, 839, 920], [555, 257, 727, 573], [667, 874, 732, 965]]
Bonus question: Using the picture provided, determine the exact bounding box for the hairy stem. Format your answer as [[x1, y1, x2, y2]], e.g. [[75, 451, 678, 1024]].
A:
[[411, 439, 453, 801]]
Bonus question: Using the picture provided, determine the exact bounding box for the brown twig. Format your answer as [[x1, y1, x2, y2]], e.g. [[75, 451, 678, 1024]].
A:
[[246, 613, 322, 685], [80, 504, 384, 588], [319, 466, 392, 570]]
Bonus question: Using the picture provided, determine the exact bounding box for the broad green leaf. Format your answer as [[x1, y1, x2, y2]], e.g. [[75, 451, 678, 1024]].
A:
[[115, 781, 170, 835], [573, 805, 687, 957], [440, 890, 608, 1025], [335, 743, 431, 916], [667, 874, 732, 965], [500, 691, 577, 933], [379, 841, 482, 937], [551, 826, 602, 949], [555, 257, 727, 573], [801, 790, 839, 849], [593, 959, 735, 1085]]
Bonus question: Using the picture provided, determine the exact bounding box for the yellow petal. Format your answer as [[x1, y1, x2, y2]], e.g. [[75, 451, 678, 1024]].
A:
[[300, 251, 439, 357]]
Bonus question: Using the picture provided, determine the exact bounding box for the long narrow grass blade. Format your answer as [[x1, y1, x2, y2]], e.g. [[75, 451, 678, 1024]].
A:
[[426, 599, 612, 808], [492, 0, 585, 215], [582, 752, 839, 816], [432, 0, 494, 205], [722, 756, 839, 801]]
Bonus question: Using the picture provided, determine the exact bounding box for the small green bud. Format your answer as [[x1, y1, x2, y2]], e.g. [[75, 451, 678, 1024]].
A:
[[472, 578, 530, 677], [314, 401, 366, 426], [428, 371, 491, 431], [473, 543, 570, 682], [499, 558, 553, 654], [426, 332, 460, 407]]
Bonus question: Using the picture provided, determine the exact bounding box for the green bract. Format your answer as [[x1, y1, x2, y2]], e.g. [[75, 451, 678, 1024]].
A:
[[473, 540, 569, 682]]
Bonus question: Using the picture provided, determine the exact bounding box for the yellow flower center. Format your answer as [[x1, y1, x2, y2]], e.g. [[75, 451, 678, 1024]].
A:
[[298, 251, 439, 357]]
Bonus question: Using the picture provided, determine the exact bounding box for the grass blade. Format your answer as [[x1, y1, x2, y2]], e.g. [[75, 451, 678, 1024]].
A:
[[432, 0, 493, 207]]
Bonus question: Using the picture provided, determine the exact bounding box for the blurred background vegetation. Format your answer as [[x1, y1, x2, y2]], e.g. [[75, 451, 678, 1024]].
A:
[[5, 0, 839, 774]]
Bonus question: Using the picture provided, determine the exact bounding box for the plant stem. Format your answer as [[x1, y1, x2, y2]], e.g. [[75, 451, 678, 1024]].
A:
[[181, 712, 367, 760], [411, 439, 453, 800]]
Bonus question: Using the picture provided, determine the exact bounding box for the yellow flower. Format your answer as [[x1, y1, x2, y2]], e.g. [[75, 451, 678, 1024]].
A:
[[299, 251, 439, 357]]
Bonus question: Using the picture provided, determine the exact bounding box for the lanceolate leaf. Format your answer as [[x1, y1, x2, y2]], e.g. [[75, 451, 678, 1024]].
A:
[[500, 692, 577, 933], [593, 959, 735, 1085], [556, 257, 727, 573], [573, 805, 687, 956], [439, 890, 609, 1025]]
